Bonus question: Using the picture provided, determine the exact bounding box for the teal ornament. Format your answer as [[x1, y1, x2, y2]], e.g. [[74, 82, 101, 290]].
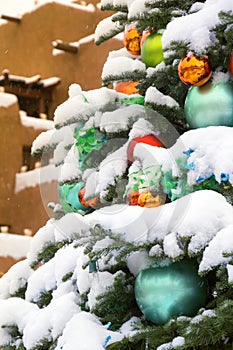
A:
[[141, 33, 164, 68], [134, 259, 207, 325], [89, 260, 98, 273], [184, 80, 233, 128], [58, 182, 90, 213]]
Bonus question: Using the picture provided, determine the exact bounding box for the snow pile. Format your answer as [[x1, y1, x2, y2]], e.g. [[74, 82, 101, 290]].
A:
[[0, 92, 18, 107], [85, 190, 233, 260], [56, 311, 123, 349], [102, 56, 146, 81], [23, 293, 80, 348], [0, 298, 38, 346], [0, 260, 33, 299], [0, 233, 32, 259], [162, 0, 233, 55]]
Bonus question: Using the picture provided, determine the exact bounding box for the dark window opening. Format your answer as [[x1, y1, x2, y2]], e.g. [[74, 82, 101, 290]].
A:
[[22, 146, 37, 171]]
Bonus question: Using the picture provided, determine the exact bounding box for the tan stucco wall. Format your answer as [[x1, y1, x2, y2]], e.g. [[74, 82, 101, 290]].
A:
[[0, 1, 122, 118], [0, 94, 58, 235]]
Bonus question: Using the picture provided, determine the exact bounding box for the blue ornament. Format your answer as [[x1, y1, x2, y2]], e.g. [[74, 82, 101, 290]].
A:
[[184, 80, 233, 128], [134, 259, 207, 325], [58, 182, 90, 213], [220, 173, 229, 182]]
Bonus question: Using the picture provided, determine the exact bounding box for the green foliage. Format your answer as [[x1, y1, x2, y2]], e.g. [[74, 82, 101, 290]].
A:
[[30, 241, 68, 269], [92, 273, 141, 329], [101, 173, 129, 206], [102, 71, 147, 88], [62, 272, 73, 282], [36, 290, 53, 309], [1, 325, 23, 349], [30, 338, 57, 350], [10, 286, 27, 299], [209, 11, 233, 71], [2, 345, 25, 350]]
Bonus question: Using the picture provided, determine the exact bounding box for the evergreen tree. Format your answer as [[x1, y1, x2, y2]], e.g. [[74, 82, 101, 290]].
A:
[[1, 0, 233, 349]]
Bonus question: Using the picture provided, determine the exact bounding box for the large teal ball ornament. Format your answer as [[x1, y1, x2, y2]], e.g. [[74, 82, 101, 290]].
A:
[[58, 182, 90, 213], [141, 33, 164, 68], [134, 259, 207, 325], [184, 80, 233, 128]]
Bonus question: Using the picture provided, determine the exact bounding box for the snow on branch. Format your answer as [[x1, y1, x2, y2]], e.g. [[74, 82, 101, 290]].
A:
[[95, 15, 124, 45]]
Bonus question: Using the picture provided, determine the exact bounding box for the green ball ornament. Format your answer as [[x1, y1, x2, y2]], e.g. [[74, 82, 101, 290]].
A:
[[184, 80, 233, 128], [141, 33, 164, 68], [134, 259, 207, 325]]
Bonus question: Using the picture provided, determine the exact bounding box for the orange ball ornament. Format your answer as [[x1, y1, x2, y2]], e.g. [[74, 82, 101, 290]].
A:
[[229, 52, 233, 75], [178, 53, 212, 86], [124, 26, 142, 56], [78, 187, 98, 209], [138, 191, 162, 208], [114, 81, 139, 95]]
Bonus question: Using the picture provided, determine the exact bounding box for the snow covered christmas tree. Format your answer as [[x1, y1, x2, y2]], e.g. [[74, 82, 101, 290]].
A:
[[1, 0, 233, 349]]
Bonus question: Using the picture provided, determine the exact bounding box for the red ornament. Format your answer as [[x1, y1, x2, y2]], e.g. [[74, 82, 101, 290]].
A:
[[127, 134, 164, 163], [229, 52, 233, 75], [114, 81, 139, 95], [127, 190, 140, 206]]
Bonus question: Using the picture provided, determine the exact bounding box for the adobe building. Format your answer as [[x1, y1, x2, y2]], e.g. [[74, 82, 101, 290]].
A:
[[0, 92, 58, 235], [0, 0, 122, 119]]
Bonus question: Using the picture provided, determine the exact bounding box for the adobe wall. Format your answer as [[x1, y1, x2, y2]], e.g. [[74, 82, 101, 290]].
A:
[[0, 93, 58, 234], [0, 2, 122, 118]]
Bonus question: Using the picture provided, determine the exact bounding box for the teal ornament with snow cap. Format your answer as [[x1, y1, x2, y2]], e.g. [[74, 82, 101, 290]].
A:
[[134, 259, 207, 325], [184, 80, 233, 128], [58, 182, 90, 213]]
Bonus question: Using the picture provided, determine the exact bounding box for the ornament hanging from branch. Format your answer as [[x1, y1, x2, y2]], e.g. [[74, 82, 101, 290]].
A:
[[134, 259, 207, 325], [178, 52, 212, 86], [123, 25, 142, 56], [141, 32, 164, 68], [184, 78, 233, 128]]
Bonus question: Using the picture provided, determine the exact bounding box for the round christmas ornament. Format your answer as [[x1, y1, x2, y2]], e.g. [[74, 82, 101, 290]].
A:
[[123, 26, 142, 56], [78, 186, 98, 209], [229, 52, 233, 76], [140, 28, 155, 48], [127, 134, 164, 163], [184, 80, 233, 128], [141, 32, 164, 68], [127, 190, 140, 206], [178, 53, 212, 86], [138, 191, 162, 208], [135, 259, 207, 325], [58, 182, 90, 213], [114, 81, 139, 95]]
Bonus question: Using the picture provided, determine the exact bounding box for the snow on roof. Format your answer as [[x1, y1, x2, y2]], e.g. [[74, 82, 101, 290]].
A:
[[0, 0, 95, 20], [0, 233, 32, 259], [15, 164, 59, 193], [0, 92, 18, 108], [20, 112, 54, 131]]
